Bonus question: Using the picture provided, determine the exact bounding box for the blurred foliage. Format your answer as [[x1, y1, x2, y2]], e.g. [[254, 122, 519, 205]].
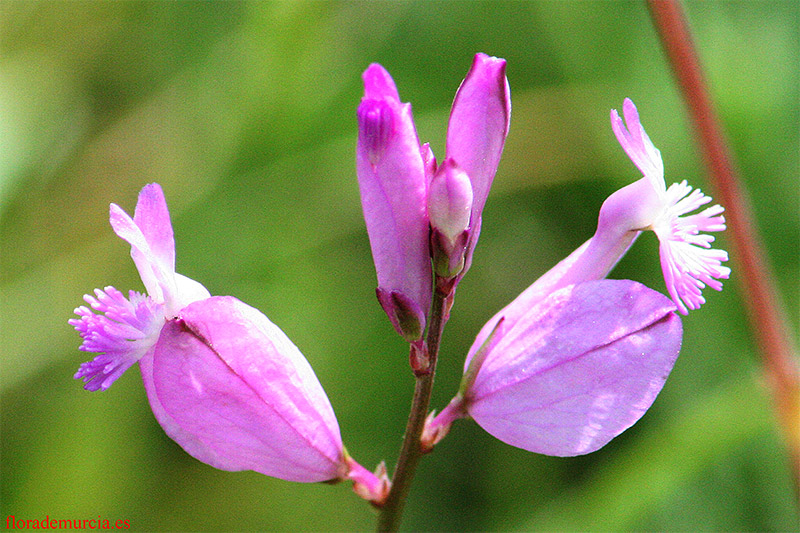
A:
[[1, 1, 798, 531]]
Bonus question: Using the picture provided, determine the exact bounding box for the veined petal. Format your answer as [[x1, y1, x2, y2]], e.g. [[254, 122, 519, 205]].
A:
[[71, 286, 164, 391], [466, 280, 682, 456], [150, 296, 345, 482]]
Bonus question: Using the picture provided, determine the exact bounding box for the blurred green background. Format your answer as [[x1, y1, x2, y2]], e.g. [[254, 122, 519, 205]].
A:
[[2, 1, 798, 530]]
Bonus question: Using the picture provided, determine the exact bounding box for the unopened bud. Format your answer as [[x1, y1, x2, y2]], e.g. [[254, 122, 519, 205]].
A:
[[428, 159, 473, 243], [428, 159, 473, 279], [376, 288, 426, 342]]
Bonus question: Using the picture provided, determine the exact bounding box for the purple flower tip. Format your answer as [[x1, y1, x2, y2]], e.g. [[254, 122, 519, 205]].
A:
[[71, 286, 164, 391], [362, 63, 401, 102], [358, 99, 395, 166]]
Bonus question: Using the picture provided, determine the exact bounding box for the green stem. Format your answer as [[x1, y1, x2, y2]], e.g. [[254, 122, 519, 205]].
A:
[[377, 288, 448, 532], [647, 0, 800, 494]]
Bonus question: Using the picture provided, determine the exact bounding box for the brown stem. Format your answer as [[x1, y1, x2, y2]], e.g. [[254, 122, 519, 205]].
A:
[[647, 0, 800, 494], [377, 288, 448, 532]]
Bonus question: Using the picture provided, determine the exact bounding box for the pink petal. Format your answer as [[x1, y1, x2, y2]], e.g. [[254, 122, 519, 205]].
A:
[[109, 202, 173, 304], [446, 53, 511, 223], [133, 183, 176, 276], [467, 279, 682, 456], [108, 184, 209, 313], [445, 53, 511, 272], [150, 296, 344, 482], [611, 99, 665, 190], [138, 349, 231, 469], [356, 64, 431, 339]]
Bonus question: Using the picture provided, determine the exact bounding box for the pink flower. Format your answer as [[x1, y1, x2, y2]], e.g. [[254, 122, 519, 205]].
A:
[[423, 100, 725, 456], [356, 53, 510, 340], [71, 185, 387, 497]]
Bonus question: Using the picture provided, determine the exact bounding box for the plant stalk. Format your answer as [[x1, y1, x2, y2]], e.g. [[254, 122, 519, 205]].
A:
[[377, 287, 448, 532], [647, 0, 800, 494]]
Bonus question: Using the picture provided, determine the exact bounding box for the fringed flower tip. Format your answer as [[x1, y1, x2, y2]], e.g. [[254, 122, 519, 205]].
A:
[[654, 181, 730, 314], [71, 286, 164, 391], [612, 98, 730, 315]]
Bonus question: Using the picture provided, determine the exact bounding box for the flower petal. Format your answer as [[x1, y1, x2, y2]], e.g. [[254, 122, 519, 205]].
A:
[[150, 296, 344, 482], [446, 53, 511, 273], [356, 64, 431, 339], [109, 202, 173, 304], [108, 184, 209, 314], [133, 183, 176, 277], [611, 98, 665, 191], [467, 279, 682, 456], [446, 53, 511, 224]]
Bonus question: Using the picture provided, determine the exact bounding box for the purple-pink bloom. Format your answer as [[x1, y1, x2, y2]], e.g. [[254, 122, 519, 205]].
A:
[[72, 183, 209, 391], [467, 99, 729, 354], [423, 100, 730, 456], [356, 53, 510, 339], [72, 185, 386, 495], [424, 280, 681, 456]]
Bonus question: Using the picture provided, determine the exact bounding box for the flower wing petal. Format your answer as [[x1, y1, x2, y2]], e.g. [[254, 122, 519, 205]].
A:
[[468, 280, 682, 456], [150, 296, 344, 482]]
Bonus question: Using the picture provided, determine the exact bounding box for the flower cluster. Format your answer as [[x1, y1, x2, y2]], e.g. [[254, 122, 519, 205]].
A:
[[72, 54, 729, 514], [356, 53, 511, 343]]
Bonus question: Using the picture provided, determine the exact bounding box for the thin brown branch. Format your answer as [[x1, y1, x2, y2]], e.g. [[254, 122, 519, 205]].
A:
[[646, 0, 800, 494]]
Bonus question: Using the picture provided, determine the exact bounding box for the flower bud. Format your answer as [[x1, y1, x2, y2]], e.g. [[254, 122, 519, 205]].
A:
[[428, 159, 473, 278], [375, 288, 426, 342], [446, 53, 511, 276], [356, 64, 431, 341]]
